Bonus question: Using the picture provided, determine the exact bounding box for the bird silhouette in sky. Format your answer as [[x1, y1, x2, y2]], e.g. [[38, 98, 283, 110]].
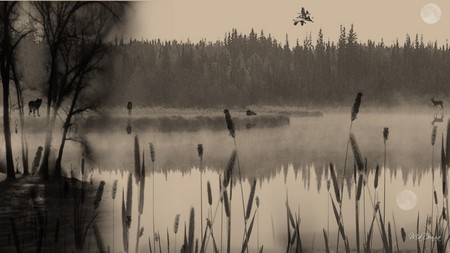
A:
[[293, 7, 314, 26]]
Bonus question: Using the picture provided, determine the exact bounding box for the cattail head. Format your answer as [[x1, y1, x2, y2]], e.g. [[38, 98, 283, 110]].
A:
[[139, 227, 144, 238], [432, 126, 437, 146], [351, 92, 363, 121], [350, 133, 364, 171], [329, 163, 341, 203], [223, 150, 237, 188], [256, 196, 260, 208], [94, 181, 105, 210], [434, 190, 438, 205], [112, 180, 118, 200], [383, 127, 389, 143], [207, 181, 212, 206], [224, 109, 235, 138], [197, 144, 203, 160], [174, 214, 180, 234], [374, 164, 380, 189], [149, 143, 155, 162], [401, 228, 406, 242], [223, 190, 230, 217]]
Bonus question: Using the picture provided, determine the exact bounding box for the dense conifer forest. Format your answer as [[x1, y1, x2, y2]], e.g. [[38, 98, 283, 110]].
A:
[[18, 25, 450, 108]]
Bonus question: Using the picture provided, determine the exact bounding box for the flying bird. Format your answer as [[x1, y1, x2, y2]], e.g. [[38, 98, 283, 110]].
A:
[[293, 6, 314, 26]]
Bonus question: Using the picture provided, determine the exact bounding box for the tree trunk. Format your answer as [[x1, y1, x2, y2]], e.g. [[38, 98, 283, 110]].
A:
[[2, 77, 15, 179], [54, 121, 70, 178], [39, 107, 57, 180], [12, 65, 29, 175], [55, 83, 81, 178], [1, 3, 15, 179]]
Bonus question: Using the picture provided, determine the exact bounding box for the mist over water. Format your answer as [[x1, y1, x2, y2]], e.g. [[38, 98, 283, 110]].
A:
[[0, 109, 443, 252]]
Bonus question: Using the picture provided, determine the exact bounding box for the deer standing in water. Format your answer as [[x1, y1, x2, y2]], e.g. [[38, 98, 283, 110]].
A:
[[431, 97, 444, 109], [432, 113, 444, 125]]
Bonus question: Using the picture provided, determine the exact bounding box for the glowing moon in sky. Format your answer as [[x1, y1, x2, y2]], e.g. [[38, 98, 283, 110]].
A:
[[421, 3, 441, 24], [396, 190, 417, 211]]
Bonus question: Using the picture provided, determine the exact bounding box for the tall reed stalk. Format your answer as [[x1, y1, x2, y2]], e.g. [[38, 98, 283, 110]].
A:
[[431, 125, 437, 250], [198, 144, 204, 240], [174, 214, 180, 253], [112, 179, 118, 253], [383, 127, 389, 222], [337, 92, 362, 252], [350, 133, 364, 253], [150, 142, 156, 253], [224, 109, 248, 237]]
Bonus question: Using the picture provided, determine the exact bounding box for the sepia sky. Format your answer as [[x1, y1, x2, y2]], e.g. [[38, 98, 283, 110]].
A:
[[123, 0, 450, 46]]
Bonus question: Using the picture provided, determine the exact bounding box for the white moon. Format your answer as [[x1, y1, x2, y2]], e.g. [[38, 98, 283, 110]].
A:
[[421, 3, 441, 24], [396, 190, 417, 211]]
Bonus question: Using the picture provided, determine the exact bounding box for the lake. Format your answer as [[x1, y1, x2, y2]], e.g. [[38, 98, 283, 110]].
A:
[[1, 110, 445, 252]]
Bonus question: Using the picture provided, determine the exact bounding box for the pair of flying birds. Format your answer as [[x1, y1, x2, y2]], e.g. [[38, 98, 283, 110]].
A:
[[293, 7, 314, 26]]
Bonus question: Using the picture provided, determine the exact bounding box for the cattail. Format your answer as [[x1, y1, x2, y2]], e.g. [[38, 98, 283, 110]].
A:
[[94, 181, 105, 210], [223, 150, 237, 188], [383, 127, 389, 143], [256, 196, 260, 208], [134, 135, 141, 183], [207, 181, 212, 206], [31, 146, 43, 175], [93, 223, 107, 253], [401, 228, 406, 242], [139, 227, 144, 238], [219, 175, 223, 203], [224, 109, 235, 138], [329, 163, 341, 203], [121, 189, 128, 252], [188, 208, 195, 253], [197, 144, 203, 160], [374, 164, 380, 189], [432, 126, 437, 146], [223, 190, 230, 217], [174, 214, 180, 234], [245, 179, 257, 220], [350, 133, 364, 171], [351, 92, 363, 121], [139, 153, 146, 215], [149, 143, 155, 162], [126, 173, 132, 227], [356, 174, 363, 201], [434, 190, 438, 205], [112, 180, 118, 199]]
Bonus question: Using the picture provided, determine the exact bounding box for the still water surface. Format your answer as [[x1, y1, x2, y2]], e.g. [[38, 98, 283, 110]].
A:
[[3, 111, 445, 252]]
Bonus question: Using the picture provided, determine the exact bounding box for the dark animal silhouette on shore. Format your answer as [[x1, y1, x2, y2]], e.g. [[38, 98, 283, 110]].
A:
[[431, 97, 443, 109], [432, 113, 444, 125], [246, 110, 257, 116], [28, 98, 42, 117], [127, 101, 133, 116]]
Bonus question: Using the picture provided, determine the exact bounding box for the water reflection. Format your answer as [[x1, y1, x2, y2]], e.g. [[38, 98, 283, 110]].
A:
[[0, 112, 448, 252]]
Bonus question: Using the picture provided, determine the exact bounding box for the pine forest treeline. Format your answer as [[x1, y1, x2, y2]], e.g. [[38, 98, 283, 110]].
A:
[[35, 25, 450, 107]]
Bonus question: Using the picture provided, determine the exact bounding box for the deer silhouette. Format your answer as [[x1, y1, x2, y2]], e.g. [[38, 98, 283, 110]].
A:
[[431, 97, 444, 109], [431, 113, 444, 125]]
